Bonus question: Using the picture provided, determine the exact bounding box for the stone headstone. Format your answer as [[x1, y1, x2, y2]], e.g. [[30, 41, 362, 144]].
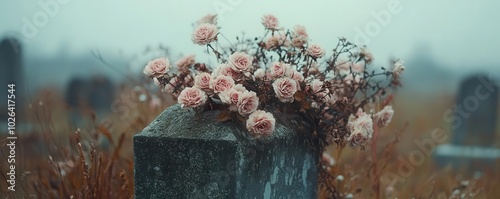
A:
[[134, 105, 318, 199], [65, 77, 89, 109], [87, 76, 115, 112], [0, 37, 24, 120], [435, 74, 500, 170]]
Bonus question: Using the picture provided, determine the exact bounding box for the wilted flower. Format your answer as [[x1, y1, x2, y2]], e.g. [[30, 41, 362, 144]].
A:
[[143, 58, 171, 77], [359, 47, 373, 64], [228, 52, 252, 72], [272, 77, 298, 103], [210, 75, 235, 93], [237, 91, 259, 115], [177, 87, 207, 108], [246, 110, 276, 137], [265, 33, 289, 49], [374, 105, 394, 127], [176, 55, 195, 73], [347, 109, 374, 146], [322, 152, 335, 166], [306, 44, 325, 58], [196, 14, 217, 25], [192, 23, 218, 45], [261, 14, 279, 30], [392, 60, 405, 78]]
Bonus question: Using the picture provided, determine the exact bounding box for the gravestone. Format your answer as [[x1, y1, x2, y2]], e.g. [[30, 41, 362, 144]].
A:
[[0, 37, 24, 120], [87, 76, 115, 112], [134, 105, 318, 199], [434, 74, 500, 170]]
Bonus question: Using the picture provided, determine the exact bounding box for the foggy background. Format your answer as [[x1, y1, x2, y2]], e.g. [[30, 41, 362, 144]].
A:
[[1, 0, 500, 93]]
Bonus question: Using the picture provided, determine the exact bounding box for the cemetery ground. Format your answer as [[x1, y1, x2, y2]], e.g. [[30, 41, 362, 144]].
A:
[[0, 86, 499, 198]]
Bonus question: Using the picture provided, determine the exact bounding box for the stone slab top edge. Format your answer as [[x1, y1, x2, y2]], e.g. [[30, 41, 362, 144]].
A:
[[135, 104, 303, 142]]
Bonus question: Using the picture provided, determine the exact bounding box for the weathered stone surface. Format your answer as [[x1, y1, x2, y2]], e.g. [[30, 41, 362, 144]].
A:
[[134, 105, 318, 199]]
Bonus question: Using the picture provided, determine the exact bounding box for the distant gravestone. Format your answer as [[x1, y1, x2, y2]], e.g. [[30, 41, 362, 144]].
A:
[[0, 37, 24, 120], [134, 105, 318, 199], [435, 74, 500, 170], [87, 76, 115, 112], [65, 77, 89, 109]]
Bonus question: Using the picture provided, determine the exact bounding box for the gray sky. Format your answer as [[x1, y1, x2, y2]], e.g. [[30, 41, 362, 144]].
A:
[[1, 0, 500, 73]]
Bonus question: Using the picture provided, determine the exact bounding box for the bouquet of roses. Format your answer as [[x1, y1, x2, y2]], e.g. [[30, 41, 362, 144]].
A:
[[142, 14, 404, 148]]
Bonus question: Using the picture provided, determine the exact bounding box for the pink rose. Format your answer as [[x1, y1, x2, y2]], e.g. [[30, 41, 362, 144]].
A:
[[176, 55, 195, 73], [306, 44, 325, 58], [219, 84, 246, 104], [210, 75, 235, 93], [143, 58, 171, 77], [196, 14, 218, 25], [288, 70, 304, 82], [293, 25, 308, 38], [193, 72, 212, 91], [374, 105, 394, 127], [272, 77, 298, 103], [270, 62, 291, 79], [308, 79, 324, 94], [216, 64, 242, 81], [347, 128, 369, 147], [237, 91, 259, 115], [261, 14, 279, 30], [191, 23, 218, 45], [228, 52, 252, 72], [177, 87, 207, 108], [265, 33, 289, 50], [246, 110, 276, 137], [291, 25, 308, 48]]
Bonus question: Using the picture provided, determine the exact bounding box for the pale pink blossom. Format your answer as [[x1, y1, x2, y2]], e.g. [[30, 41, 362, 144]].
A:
[[219, 84, 247, 111], [228, 52, 252, 72], [344, 73, 361, 85], [196, 14, 218, 25], [293, 25, 308, 38], [289, 70, 304, 82], [176, 55, 195, 73], [143, 58, 171, 77], [374, 105, 394, 127], [253, 68, 266, 80], [193, 72, 212, 91], [352, 62, 365, 73], [217, 64, 243, 81], [291, 25, 308, 48], [210, 75, 235, 93], [392, 60, 405, 78], [270, 62, 291, 79], [177, 87, 207, 108], [237, 91, 259, 115], [306, 44, 325, 58], [191, 23, 218, 45], [246, 110, 276, 137], [272, 77, 298, 103], [360, 47, 373, 64], [347, 127, 369, 147], [347, 109, 374, 145], [265, 33, 289, 49], [261, 14, 279, 30], [308, 79, 324, 94]]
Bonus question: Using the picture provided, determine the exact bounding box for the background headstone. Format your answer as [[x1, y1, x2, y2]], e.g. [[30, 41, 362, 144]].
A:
[[452, 75, 498, 146], [134, 105, 318, 199], [434, 74, 500, 170], [87, 76, 115, 112], [0, 37, 24, 121]]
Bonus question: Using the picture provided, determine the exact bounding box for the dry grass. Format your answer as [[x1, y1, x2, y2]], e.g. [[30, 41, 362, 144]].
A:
[[1, 85, 498, 198]]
